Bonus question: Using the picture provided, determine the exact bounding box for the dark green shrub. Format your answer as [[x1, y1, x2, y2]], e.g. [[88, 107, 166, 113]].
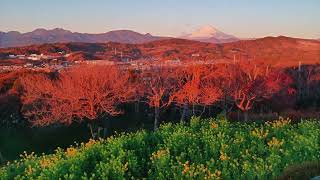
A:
[[277, 161, 320, 180]]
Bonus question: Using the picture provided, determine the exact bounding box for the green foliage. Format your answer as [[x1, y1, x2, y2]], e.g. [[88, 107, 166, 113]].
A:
[[1, 117, 319, 179], [277, 161, 320, 180]]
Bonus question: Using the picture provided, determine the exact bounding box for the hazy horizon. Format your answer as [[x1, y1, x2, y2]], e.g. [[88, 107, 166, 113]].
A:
[[1, 0, 320, 39]]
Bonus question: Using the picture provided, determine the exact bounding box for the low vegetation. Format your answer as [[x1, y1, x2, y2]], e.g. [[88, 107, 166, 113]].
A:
[[1, 116, 319, 179]]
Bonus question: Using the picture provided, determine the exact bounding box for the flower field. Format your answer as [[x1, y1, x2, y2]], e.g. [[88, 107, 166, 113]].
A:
[[1, 116, 319, 179]]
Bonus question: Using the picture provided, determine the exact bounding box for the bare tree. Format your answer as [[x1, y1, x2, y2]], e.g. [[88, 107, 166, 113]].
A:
[[19, 65, 135, 138]]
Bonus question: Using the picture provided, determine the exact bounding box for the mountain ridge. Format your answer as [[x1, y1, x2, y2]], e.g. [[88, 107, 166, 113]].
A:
[[0, 27, 318, 48], [0, 28, 168, 48]]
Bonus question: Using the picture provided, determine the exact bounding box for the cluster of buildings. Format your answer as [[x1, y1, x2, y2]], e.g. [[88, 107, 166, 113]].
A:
[[1, 51, 226, 73], [81, 58, 222, 72], [0, 52, 72, 73], [8, 53, 61, 61], [0, 63, 70, 73], [0, 65, 23, 72]]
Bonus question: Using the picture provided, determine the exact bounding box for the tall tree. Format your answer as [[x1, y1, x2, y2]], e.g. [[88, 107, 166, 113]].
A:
[[172, 65, 220, 121], [203, 64, 234, 116], [140, 65, 177, 130], [231, 62, 292, 121], [19, 65, 135, 137]]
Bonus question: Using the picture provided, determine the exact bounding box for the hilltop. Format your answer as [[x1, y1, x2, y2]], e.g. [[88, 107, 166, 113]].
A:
[[0, 36, 319, 66]]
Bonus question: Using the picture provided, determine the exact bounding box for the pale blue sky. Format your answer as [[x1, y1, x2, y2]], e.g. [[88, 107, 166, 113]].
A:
[[1, 0, 319, 38]]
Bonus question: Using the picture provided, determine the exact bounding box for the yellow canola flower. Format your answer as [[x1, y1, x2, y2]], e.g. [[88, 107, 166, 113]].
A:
[[266, 117, 291, 128], [211, 122, 218, 129], [122, 162, 129, 172], [233, 137, 244, 144], [215, 170, 222, 177], [267, 137, 284, 148], [39, 156, 59, 168], [85, 139, 96, 149], [150, 149, 168, 161], [20, 151, 36, 160], [180, 161, 220, 179], [251, 128, 269, 138], [66, 147, 78, 157], [182, 161, 190, 174], [219, 151, 229, 161], [39, 158, 52, 168], [25, 165, 34, 176], [205, 168, 222, 179]]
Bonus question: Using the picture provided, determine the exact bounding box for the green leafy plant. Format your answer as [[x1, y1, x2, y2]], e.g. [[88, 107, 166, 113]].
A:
[[0, 117, 319, 179]]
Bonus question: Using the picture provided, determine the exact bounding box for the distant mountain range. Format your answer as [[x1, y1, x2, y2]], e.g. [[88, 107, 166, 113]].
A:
[[1, 26, 318, 48], [0, 26, 242, 48], [0, 28, 167, 48]]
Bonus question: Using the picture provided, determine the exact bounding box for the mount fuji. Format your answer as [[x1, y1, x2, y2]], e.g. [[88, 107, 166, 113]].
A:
[[180, 25, 239, 43]]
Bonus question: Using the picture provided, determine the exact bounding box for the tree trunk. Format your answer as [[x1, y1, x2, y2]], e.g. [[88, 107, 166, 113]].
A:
[[0, 151, 4, 164], [237, 109, 240, 121], [154, 107, 160, 131], [192, 104, 195, 116], [180, 104, 188, 123], [102, 119, 111, 138], [103, 128, 108, 138], [88, 122, 103, 139], [88, 123, 96, 139], [260, 105, 264, 116], [243, 111, 249, 122], [134, 101, 140, 113], [200, 106, 206, 117], [223, 95, 228, 116], [97, 127, 103, 138], [221, 110, 227, 118]]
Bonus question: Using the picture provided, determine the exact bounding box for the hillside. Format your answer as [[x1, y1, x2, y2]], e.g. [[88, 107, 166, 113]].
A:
[[222, 36, 320, 66], [0, 36, 319, 66]]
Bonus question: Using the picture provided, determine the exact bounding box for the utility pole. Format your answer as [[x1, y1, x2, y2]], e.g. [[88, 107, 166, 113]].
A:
[[298, 60, 302, 102], [298, 61, 301, 72]]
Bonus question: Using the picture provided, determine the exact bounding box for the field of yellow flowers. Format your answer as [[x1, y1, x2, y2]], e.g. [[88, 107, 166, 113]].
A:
[[0, 116, 319, 179]]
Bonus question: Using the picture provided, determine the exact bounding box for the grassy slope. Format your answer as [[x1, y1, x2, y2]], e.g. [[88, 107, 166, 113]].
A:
[[1, 116, 319, 179]]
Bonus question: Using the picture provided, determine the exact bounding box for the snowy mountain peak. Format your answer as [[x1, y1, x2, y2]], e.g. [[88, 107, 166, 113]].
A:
[[189, 25, 221, 38], [180, 25, 239, 43]]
